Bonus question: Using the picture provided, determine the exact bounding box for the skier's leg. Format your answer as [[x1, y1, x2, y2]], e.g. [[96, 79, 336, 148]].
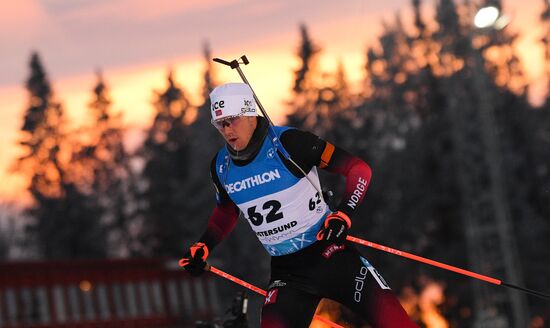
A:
[[320, 241, 418, 328], [261, 285, 321, 328], [343, 277, 418, 328]]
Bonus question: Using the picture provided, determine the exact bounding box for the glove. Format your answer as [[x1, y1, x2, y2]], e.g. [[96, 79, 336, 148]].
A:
[[179, 242, 209, 276], [316, 211, 351, 245]]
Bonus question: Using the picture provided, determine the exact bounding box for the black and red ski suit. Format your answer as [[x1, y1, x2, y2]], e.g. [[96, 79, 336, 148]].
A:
[[199, 120, 418, 328]]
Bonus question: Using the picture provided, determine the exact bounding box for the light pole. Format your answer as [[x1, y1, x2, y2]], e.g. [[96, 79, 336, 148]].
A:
[[461, 4, 529, 328]]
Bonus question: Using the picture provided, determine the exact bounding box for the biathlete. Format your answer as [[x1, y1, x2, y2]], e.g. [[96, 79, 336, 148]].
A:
[[180, 82, 418, 327]]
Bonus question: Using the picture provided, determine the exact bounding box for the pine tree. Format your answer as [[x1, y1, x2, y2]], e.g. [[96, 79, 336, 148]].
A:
[[328, 62, 355, 146], [71, 71, 138, 257], [356, 13, 424, 161], [137, 71, 193, 256], [286, 24, 322, 131], [478, 1, 527, 96], [187, 42, 222, 216], [19, 52, 65, 199], [286, 24, 353, 145], [18, 52, 106, 259], [316, 61, 353, 143]]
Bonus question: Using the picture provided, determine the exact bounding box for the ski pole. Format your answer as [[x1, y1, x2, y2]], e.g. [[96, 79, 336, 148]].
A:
[[204, 264, 345, 328], [212, 56, 275, 127], [212, 56, 297, 160], [207, 264, 267, 297], [346, 235, 550, 301]]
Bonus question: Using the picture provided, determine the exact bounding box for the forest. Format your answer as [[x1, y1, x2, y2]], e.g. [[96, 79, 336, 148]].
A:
[[2, 0, 550, 326]]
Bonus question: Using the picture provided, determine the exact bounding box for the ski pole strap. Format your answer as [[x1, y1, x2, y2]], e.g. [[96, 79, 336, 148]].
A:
[[267, 126, 291, 159], [347, 235, 550, 301], [325, 211, 352, 229], [205, 265, 346, 327]]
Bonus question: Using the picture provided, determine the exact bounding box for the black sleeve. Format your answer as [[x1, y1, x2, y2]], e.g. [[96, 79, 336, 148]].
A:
[[279, 129, 326, 176], [210, 154, 232, 206]]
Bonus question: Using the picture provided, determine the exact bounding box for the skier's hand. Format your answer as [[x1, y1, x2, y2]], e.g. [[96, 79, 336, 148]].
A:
[[316, 211, 351, 245], [179, 242, 209, 276]]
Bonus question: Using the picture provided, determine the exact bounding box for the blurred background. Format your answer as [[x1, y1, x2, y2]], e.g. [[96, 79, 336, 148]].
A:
[[1, 0, 550, 327]]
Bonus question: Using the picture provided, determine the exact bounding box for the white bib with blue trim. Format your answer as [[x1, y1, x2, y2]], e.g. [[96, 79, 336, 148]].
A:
[[215, 126, 328, 256]]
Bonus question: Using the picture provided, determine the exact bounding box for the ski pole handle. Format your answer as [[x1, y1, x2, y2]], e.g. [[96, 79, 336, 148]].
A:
[[212, 56, 274, 126], [212, 57, 232, 66]]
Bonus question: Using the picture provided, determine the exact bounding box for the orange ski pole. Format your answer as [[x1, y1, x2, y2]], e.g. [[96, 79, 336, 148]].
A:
[[346, 235, 550, 301], [207, 264, 267, 297]]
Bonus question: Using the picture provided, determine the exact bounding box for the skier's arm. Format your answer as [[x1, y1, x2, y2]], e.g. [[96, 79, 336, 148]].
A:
[[279, 129, 372, 220], [321, 145, 372, 219], [197, 157, 240, 251], [180, 158, 239, 276], [198, 203, 239, 251]]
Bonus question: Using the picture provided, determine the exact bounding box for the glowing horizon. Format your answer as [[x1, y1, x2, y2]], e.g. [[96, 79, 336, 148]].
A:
[[0, 0, 546, 204]]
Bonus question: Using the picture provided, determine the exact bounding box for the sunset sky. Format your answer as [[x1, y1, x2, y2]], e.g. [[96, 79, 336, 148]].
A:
[[0, 0, 546, 203]]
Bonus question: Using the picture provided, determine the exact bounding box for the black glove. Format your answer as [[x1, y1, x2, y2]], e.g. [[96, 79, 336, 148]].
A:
[[316, 211, 351, 245], [179, 242, 209, 276]]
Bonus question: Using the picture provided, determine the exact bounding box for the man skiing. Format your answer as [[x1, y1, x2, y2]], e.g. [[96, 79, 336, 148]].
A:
[[180, 82, 418, 327]]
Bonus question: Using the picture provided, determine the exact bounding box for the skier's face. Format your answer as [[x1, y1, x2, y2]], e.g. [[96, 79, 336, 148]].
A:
[[215, 116, 257, 151]]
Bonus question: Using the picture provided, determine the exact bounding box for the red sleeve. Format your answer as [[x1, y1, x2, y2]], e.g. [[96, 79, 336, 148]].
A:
[[199, 202, 239, 250], [322, 144, 372, 219], [199, 155, 240, 250]]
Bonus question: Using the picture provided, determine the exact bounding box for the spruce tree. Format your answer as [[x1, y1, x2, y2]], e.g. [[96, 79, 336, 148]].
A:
[[137, 71, 193, 256], [187, 42, 222, 216], [286, 24, 322, 131], [75, 71, 137, 257], [18, 52, 106, 259], [287, 24, 353, 142]]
